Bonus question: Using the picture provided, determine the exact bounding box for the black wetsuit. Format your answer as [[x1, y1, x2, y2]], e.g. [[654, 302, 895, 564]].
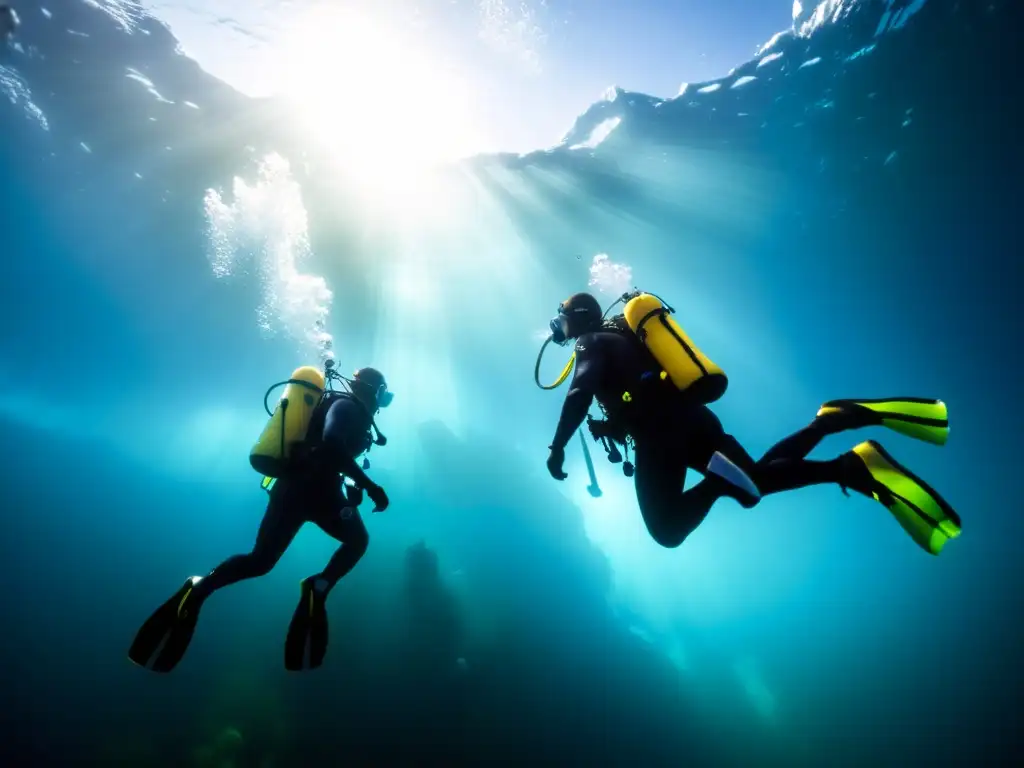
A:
[[550, 324, 848, 548], [193, 393, 376, 599]]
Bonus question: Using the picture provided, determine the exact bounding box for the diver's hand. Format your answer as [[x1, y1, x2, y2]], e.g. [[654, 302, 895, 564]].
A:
[[546, 445, 568, 481], [365, 482, 390, 512]]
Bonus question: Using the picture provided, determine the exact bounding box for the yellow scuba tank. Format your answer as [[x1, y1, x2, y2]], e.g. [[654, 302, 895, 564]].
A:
[[250, 365, 326, 477], [623, 293, 728, 404]]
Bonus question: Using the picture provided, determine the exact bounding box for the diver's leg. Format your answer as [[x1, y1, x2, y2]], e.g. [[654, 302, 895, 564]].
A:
[[309, 501, 370, 594], [284, 490, 369, 671], [675, 405, 761, 506], [676, 398, 853, 495], [192, 480, 305, 599], [675, 404, 756, 472], [705, 411, 846, 497], [129, 483, 302, 672], [705, 407, 859, 498], [633, 438, 718, 548], [632, 403, 762, 547], [758, 410, 865, 465], [751, 455, 845, 495]]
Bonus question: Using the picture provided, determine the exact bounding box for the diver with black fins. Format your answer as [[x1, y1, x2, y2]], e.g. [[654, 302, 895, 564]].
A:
[[128, 363, 394, 674], [539, 290, 961, 556]]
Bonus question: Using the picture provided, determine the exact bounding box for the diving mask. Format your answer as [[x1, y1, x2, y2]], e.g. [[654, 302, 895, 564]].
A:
[[549, 306, 571, 345]]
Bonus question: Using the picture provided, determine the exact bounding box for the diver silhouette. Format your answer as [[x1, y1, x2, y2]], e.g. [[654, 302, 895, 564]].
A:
[[128, 365, 394, 673]]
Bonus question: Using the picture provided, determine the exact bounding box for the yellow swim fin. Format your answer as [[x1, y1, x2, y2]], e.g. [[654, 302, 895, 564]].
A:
[[848, 440, 961, 555], [818, 397, 949, 446]]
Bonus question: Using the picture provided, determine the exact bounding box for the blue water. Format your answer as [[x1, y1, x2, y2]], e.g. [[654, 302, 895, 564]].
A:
[[1, 1, 1021, 766]]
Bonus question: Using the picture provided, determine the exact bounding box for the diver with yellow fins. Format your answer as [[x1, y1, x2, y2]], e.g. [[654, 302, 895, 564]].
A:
[[540, 290, 960, 556], [128, 361, 393, 673]]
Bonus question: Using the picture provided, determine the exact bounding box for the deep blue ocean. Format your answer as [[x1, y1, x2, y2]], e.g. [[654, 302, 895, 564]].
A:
[[1, 1, 1021, 766]]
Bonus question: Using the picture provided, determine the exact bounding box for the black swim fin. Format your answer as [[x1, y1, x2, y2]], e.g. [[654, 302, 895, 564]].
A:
[[128, 577, 205, 673], [284, 577, 329, 672], [817, 397, 949, 446]]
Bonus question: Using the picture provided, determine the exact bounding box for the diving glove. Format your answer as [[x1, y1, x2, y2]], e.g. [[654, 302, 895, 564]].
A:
[[365, 482, 389, 512], [547, 445, 568, 480]]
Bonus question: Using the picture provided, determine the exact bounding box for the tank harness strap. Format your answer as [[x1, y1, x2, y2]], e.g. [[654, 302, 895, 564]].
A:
[[634, 306, 708, 377], [278, 398, 289, 464]]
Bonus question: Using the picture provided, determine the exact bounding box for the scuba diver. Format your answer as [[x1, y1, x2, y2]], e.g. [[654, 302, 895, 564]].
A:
[[128, 363, 394, 673], [540, 290, 960, 555]]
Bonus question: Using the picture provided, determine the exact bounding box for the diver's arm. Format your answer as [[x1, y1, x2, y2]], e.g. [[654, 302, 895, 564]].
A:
[[550, 340, 602, 451], [322, 398, 376, 489], [550, 386, 594, 451]]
